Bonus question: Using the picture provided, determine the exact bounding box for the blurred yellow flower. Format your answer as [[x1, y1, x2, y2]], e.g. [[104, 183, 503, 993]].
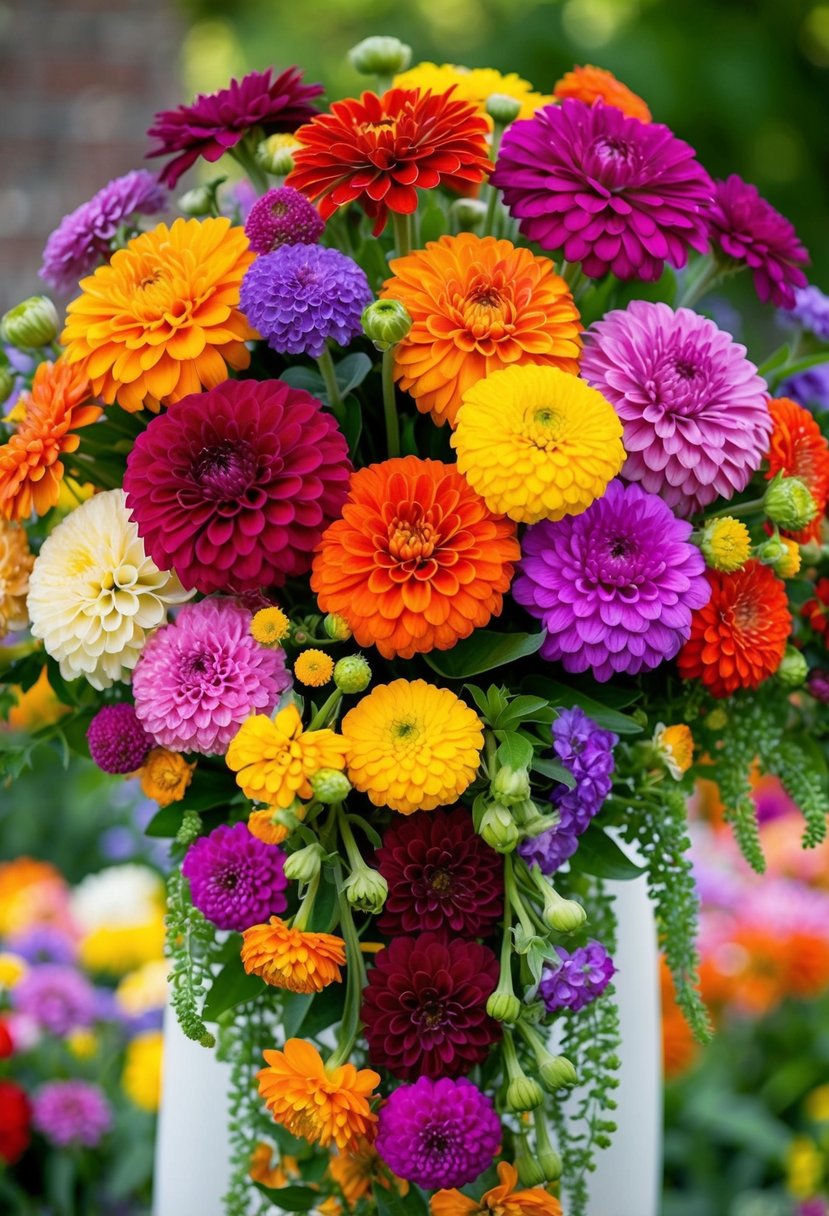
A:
[[123, 1030, 164, 1112], [0, 952, 28, 988], [394, 63, 550, 125], [786, 1135, 824, 1199], [67, 1029, 98, 1059]]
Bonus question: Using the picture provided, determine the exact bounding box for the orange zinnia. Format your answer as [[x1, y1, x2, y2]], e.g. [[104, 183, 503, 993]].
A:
[[328, 1139, 408, 1208], [61, 217, 256, 413], [382, 234, 581, 428], [311, 457, 520, 660], [677, 561, 791, 699], [553, 65, 652, 122], [431, 1162, 562, 1216], [241, 917, 346, 994], [764, 396, 829, 543], [0, 361, 100, 520], [257, 1038, 380, 1151]]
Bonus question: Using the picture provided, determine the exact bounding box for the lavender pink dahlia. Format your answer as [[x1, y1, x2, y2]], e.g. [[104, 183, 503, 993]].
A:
[[39, 170, 167, 294], [147, 67, 323, 188], [707, 174, 809, 308], [514, 479, 710, 682], [131, 599, 290, 755], [12, 965, 96, 1035], [580, 301, 771, 514], [87, 703, 153, 774], [375, 1076, 501, 1190], [491, 98, 712, 281], [240, 243, 371, 357], [539, 941, 616, 1013], [182, 822, 287, 931], [32, 1080, 112, 1148], [123, 378, 351, 594], [244, 186, 324, 254]]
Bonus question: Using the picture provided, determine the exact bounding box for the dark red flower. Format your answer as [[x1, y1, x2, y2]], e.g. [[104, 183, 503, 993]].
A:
[[147, 68, 324, 188], [375, 808, 503, 939], [707, 175, 809, 308], [360, 933, 501, 1081], [286, 89, 491, 236], [803, 577, 829, 641], [0, 1080, 31, 1164], [0, 1018, 13, 1058], [124, 378, 352, 594]]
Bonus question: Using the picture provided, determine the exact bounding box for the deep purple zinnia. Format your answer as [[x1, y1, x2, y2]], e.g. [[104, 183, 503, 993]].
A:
[[147, 67, 323, 188], [12, 965, 97, 1036], [124, 378, 351, 594], [240, 243, 371, 358], [375, 1076, 501, 1190], [513, 479, 710, 682], [707, 174, 809, 308], [360, 933, 501, 1081], [87, 703, 153, 774], [539, 941, 616, 1013], [32, 1080, 112, 1148], [581, 301, 771, 515], [131, 598, 290, 755], [491, 98, 712, 281], [39, 170, 167, 294], [244, 186, 325, 254], [181, 822, 287, 932], [375, 808, 503, 939]]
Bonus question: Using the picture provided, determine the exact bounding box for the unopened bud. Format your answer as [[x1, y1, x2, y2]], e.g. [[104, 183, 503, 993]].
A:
[[450, 197, 488, 231], [776, 645, 808, 689], [323, 613, 352, 641], [344, 866, 388, 915], [515, 1149, 547, 1188], [505, 1075, 544, 1112], [537, 1146, 562, 1182], [763, 474, 818, 532], [704, 706, 728, 731], [486, 991, 522, 1023], [0, 361, 14, 406], [310, 768, 352, 803], [284, 842, 325, 884], [2, 296, 59, 349], [333, 655, 372, 694], [177, 184, 215, 217], [540, 883, 587, 934], [539, 1053, 578, 1091], [348, 35, 412, 78], [256, 134, 301, 177], [479, 804, 519, 853], [486, 93, 523, 126], [361, 299, 412, 351], [491, 765, 531, 807]]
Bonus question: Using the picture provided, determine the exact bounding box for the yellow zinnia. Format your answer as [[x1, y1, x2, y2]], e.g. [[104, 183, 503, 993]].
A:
[[294, 649, 334, 688], [393, 63, 551, 124], [341, 679, 484, 815], [452, 364, 625, 523], [226, 704, 349, 809], [61, 217, 256, 413], [699, 516, 752, 572]]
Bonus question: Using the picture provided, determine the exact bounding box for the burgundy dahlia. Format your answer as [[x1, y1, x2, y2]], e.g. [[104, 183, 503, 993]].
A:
[[491, 98, 712, 281], [123, 378, 351, 595], [244, 186, 324, 253], [87, 703, 152, 774], [147, 67, 323, 188], [707, 174, 809, 308], [360, 933, 501, 1080], [182, 822, 287, 932], [375, 808, 503, 939]]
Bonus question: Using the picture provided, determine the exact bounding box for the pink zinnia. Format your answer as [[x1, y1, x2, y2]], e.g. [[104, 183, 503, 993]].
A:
[[132, 598, 290, 755], [123, 378, 352, 595], [147, 67, 323, 188], [707, 174, 809, 309], [580, 300, 771, 514], [491, 98, 713, 281]]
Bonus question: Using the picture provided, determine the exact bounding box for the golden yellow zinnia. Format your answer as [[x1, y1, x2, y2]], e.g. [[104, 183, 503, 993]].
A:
[[241, 916, 345, 993], [341, 679, 484, 815], [61, 217, 256, 413], [393, 63, 551, 124], [251, 606, 291, 647], [452, 364, 625, 523], [294, 649, 334, 688], [226, 704, 349, 809]]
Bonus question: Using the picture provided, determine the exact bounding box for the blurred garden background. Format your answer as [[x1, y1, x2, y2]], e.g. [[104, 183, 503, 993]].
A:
[[2, 0, 829, 1213]]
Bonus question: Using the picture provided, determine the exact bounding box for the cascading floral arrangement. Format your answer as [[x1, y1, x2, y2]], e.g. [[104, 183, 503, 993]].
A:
[[1, 34, 829, 1216]]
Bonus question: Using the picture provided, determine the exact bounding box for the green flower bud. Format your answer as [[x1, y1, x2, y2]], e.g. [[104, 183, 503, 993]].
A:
[[256, 134, 301, 177], [539, 883, 587, 934], [515, 1148, 547, 1188], [537, 1146, 562, 1182], [2, 296, 60, 349], [284, 842, 325, 884], [344, 865, 388, 915], [449, 197, 488, 231], [763, 474, 818, 532], [361, 299, 413, 351], [485, 93, 523, 126], [479, 803, 519, 853], [486, 991, 522, 1023], [310, 768, 352, 803], [704, 706, 728, 731], [505, 1075, 544, 1112], [272, 806, 303, 836], [348, 35, 412, 78], [177, 185, 216, 217], [539, 1053, 578, 1091], [323, 613, 352, 641], [776, 645, 808, 689], [491, 764, 531, 807], [0, 361, 14, 407], [333, 655, 372, 694], [799, 540, 824, 567]]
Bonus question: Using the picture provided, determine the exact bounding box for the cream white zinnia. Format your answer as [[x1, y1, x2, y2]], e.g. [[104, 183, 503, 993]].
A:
[[27, 488, 191, 689]]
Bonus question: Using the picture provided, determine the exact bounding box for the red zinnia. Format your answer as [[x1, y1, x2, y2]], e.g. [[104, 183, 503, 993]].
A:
[[147, 67, 324, 188], [0, 1080, 31, 1164], [360, 933, 500, 1081], [802, 577, 829, 641], [287, 88, 491, 236], [375, 807, 504, 939], [677, 561, 791, 699], [764, 396, 829, 543]]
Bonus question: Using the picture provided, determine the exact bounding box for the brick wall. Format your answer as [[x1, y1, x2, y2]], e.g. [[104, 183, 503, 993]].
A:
[[0, 0, 182, 311]]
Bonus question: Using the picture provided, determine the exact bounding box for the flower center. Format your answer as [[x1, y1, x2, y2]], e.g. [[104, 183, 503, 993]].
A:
[[609, 537, 633, 559], [388, 516, 437, 561], [593, 135, 633, 163], [193, 440, 258, 500], [674, 358, 698, 380], [428, 867, 453, 896], [218, 868, 240, 892], [393, 718, 419, 740], [526, 406, 565, 449]]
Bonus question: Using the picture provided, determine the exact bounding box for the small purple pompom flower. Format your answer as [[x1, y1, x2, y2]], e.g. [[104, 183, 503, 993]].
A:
[[513, 479, 710, 682], [245, 187, 324, 253], [539, 941, 616, 1013], [6, 925, 78, 966], [32, 1080, 112, 1148], [12, 965, 97, 1035], [781, 364, 829, 413], [807, 669, 829, 704], [491, 98, 712, 281], [375, 1076, 501, 1190], [40, 171, 167, 294], [785, 285, 829, 341], [87, 703, 153, 774], [240, 244, 371, 358], [182, 822, 288, 931]]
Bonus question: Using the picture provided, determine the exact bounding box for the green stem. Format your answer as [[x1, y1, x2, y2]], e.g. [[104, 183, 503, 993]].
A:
[[505, 853, 537, 938], [381, 347, 400, 457], [230, 142, 270, 195], [326, 866, 367, 1069], [336, 804, 365, 873], [705, 496, 765, 520], [292, 872, 321, 932], [677, 258, 735, 309], [500, 1026, 523, 1082], [392, 211, 412, 258], [482, 122, 505, 238], [559, 259, 584, 294], [307, 688, 343, 730], [315, 346, 345, 423]]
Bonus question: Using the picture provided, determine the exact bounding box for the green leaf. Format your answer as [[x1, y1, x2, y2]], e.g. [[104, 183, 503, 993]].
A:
[[569, 827, 645, 880], [279, 366, 326, 394], [523, 676, 643, 735], [494, 730, 534, 770], [334, 352, 373, 395], [342, 393, 363, 453], [355, 238, 394, 291], [1, 651, 45, 693], [419, 204, 449, 244], [254, 1184, 320, 1210], [281, 982, 344, 1039], [423, 630, 544, 679], [281, 992, 314, 1038], [57, 710, 94, 758], [202, 957, 263, 1021], [493, 695, 556, 730], [373, 1181, 428, 1216], [531, 756, 576, 787]]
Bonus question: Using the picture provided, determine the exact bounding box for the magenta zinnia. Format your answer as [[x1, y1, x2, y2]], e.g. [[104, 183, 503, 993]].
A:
[[123, 378, 351, 594], [491, 98, 712, 281]]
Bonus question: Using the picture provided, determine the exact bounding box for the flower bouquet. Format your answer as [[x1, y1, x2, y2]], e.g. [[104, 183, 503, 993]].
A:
[[1, 34, 829, 1216]]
